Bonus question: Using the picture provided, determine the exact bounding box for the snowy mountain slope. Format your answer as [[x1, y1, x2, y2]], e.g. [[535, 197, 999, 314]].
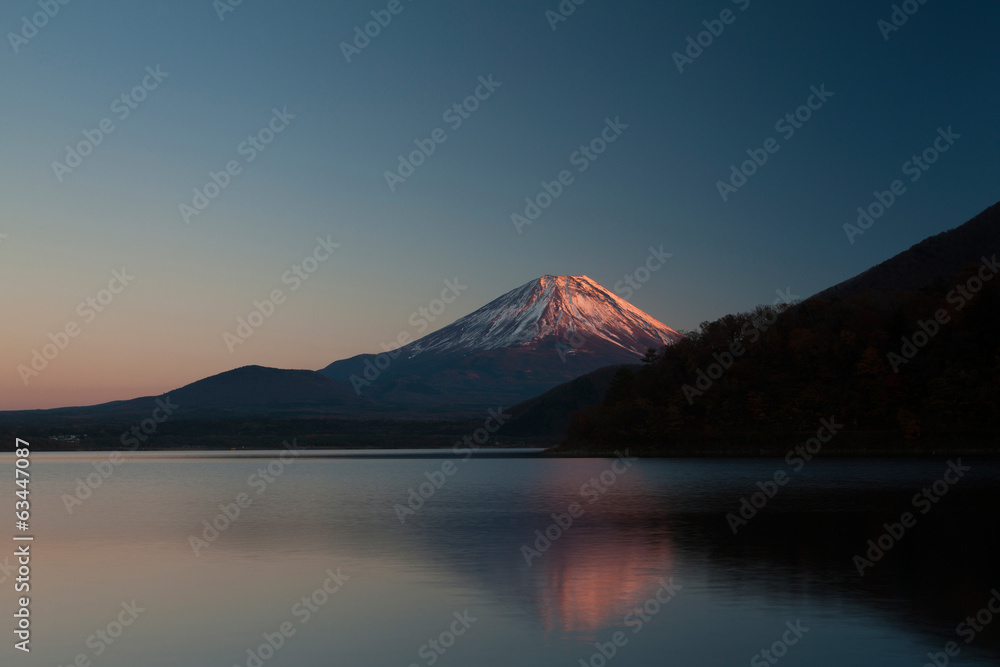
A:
[[320, 275, 682, 414], [405, 275, 682, 356]]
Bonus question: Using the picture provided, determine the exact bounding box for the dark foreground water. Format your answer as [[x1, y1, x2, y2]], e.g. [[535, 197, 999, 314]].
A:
[[3, 451, 998, 666]]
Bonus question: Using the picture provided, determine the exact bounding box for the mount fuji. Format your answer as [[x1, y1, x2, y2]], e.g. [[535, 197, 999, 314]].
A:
[[0, 275, 681, 433], [319, 275, 682, 413]]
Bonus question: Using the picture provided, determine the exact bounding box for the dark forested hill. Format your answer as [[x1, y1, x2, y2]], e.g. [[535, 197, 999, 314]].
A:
[[815, 201, 1000, 302], [559, 202, 1000, 454]]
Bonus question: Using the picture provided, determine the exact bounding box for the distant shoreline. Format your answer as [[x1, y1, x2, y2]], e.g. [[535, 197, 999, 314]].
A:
[[4, 447, 547, 459], [7, 440, 1000, 458], [5, 421, 998, 458], [548, 430, 1000, 458]]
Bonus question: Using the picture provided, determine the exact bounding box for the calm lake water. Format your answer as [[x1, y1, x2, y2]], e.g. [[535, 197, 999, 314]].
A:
[[3, 451, 998, 666]]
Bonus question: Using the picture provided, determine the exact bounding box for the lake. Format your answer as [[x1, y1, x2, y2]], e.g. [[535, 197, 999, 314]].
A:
[[4, 451, 998, 666]]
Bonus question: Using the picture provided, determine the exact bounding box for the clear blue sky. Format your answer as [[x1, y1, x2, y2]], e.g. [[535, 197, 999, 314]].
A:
[[1, 0, 998, 407]]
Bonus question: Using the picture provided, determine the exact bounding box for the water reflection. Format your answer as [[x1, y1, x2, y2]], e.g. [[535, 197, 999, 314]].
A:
[[384, 456, 1000, 658], [530, 529, 675, 636], [8, 454, 1000, 666]]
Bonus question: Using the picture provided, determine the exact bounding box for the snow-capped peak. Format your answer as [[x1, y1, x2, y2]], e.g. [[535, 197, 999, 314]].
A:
[[404, 275, 682, 357]]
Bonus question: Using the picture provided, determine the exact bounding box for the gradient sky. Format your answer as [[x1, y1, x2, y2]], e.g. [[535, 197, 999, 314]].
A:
[[1, 0, 997, 409]]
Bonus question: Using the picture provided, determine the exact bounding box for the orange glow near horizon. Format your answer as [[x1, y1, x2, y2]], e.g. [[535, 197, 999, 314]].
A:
[[1, 303, 384, 410]]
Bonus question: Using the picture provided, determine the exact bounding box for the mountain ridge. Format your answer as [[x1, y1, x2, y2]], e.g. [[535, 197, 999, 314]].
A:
[[812, 201, 1000, 302], [401, 275, 680, 356], [1, 275, 682, 424], [319, 274, 682, 412]]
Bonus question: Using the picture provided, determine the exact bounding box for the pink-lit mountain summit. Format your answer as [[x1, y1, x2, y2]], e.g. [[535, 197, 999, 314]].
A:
[[320, 275, 682, 412], [404, 275, 680, 355]]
